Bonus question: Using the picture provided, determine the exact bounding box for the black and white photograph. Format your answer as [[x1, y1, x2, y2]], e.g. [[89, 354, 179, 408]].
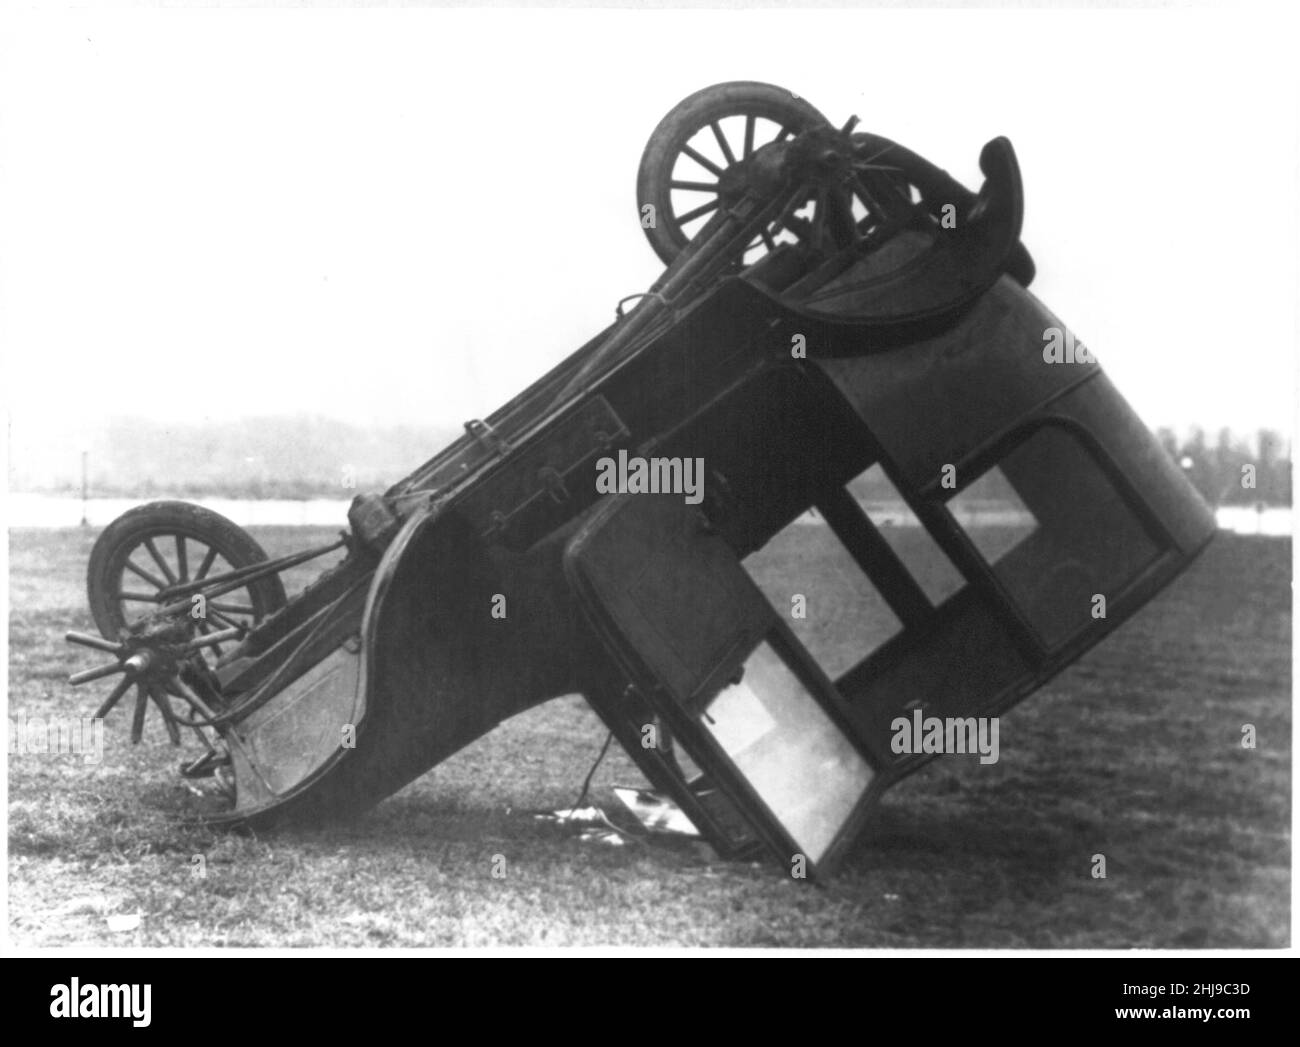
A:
[[2, 0, 1295, 968]]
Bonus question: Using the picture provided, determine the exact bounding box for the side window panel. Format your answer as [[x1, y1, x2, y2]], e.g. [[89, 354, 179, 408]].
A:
[[743, 517, 901, 678], [949, 426, 1163, 647], [946, 465, 1038, 564], [852, 463, 966, 606]]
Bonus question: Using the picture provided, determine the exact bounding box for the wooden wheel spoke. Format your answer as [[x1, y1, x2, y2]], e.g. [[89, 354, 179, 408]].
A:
[[120, 591, 160, 603], [70, 660, 126, 686], [175, 536, 188, 581], [93, 675, 135, 720], [130, 684, 149, 743], [149, 685, 182, 746], [775, 126, 793, 143], [853, 172, 913, 225], [123, 559, 168, 590], [812, 187, 829, 249], [669, 179, 718, 192], [824, 186, 856, 246], [206, 608, 245, 631], [66, 631, 124, 656], [852, 175, 888, 219], [681, 144, 724, 178], [194, 545, 220, 582], [710, 121, 736, 166], [142, 538, 178, 585], [675, 198, 719, 225], [209, 601, 255, 616], [743, 114, 756, 158]]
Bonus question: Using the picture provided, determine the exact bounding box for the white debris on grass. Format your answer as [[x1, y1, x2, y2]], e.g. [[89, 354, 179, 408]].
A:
[[106, 913, 141, 932]]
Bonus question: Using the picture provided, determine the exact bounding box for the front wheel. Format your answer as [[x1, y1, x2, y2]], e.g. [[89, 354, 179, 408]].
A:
[[86, 501, 287, 656]]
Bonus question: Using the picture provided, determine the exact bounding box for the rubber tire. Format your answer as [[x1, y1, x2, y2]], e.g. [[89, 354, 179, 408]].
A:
[[87, 500, 288, 640], [636, 81, 830, 266]]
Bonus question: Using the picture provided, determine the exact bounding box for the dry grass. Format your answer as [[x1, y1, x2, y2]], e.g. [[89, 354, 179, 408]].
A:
[[7, 525, 1290, 948]]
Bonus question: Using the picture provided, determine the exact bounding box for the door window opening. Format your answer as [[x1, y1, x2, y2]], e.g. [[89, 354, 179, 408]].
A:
[[852, 463, 967, 606], [700, 640, 873, 864], [743, 516, 901, 679]]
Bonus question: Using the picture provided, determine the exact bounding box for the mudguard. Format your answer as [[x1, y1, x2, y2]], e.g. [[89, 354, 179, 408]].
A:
[[782, 135, 1032, 339], [226, 498, 596, 826]]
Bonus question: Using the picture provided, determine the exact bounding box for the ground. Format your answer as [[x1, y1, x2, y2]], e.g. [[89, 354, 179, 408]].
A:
[[6, 525, 1291, 948]]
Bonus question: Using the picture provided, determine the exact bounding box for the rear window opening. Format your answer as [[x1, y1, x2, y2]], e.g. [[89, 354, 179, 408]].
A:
[[947, 465, 1039, 564]]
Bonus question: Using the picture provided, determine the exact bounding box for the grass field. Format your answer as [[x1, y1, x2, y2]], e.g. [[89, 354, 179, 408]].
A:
[[7, 525, 1291, 948]]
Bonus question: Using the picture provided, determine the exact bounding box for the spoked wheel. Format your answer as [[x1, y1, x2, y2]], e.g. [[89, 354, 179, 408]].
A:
[[86, 500, 287, 664], [637, 82, 830, 265], [69, 502, 290, 788], [636, 81, 914, 267]]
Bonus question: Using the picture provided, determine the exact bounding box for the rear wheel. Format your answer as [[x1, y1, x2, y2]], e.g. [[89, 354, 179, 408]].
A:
[[636, 81, 831, 266]]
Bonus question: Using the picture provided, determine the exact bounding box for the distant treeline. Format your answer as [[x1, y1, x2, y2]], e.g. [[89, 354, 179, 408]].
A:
[[1156, 427, 1291, 508], [844, 427, 1291, 509], [8, 417, 1291, 506], [7, 416, 461, 500]]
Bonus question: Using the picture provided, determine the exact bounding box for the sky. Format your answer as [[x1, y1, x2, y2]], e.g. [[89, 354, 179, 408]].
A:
[[2, 4, 1297, 448]]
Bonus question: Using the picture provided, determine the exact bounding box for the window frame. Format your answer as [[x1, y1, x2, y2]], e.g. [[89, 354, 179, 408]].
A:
[[933, 417, 1177, 658], [802, 417, 1179, 688]]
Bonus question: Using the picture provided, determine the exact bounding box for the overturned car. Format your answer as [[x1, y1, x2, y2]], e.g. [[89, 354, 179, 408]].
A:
[[65, 82, 1215, 880]]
